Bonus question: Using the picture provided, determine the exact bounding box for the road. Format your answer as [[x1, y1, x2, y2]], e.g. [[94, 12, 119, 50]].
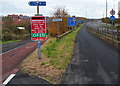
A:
[[61, 23, 119, 84], [1, 39, 33, 53]]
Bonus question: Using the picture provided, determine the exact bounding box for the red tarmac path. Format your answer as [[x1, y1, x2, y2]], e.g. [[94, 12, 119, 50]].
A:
[[0, 41, 43, 83]]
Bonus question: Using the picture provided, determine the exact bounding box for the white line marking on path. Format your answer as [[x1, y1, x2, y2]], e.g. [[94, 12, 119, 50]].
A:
[[2, 74, 16, 85]]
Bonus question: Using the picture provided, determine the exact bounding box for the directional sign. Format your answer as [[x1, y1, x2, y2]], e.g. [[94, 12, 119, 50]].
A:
[[78, 20, 82, 23], [110, 16, 115, 21], [31, 16, 47, 41], [52, 18, 62, 22], [68, 17, 76, 26], [28, 1, 46, 6], [110, 9, 115, 15]]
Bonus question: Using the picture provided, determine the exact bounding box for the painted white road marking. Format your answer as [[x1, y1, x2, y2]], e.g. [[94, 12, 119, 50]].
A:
[[2, 74, 16, 85]]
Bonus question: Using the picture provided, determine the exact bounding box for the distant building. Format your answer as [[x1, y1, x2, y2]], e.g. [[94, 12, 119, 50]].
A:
[[8, 14, 30, 19], [118, 1, 120, 18], [8, 14, 19, 18], [7, 14, 30, 24]]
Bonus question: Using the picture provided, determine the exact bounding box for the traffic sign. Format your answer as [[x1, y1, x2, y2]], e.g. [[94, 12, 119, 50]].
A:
[[78, 20, 82, 23], [110, 9, 115, 15], [31, 16, 47, 41], [52, 18, 62, 22], [110, 16, 115, 21], [68, 17, 76, 26], [38, 41, 40, 48], [28, 1, 46, 6]]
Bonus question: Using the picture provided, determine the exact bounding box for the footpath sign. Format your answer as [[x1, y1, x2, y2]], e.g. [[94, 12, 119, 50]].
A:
[[28, 1, 46, 6], [68, 17, 76, 26], [110, 16, 115, 21], [31, 16, 47, 41]]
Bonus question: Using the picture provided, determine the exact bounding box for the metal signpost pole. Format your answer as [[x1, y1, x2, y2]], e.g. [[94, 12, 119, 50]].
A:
[[112, 21, 114, 44], [29, 1, 46, 59], [38, 40, 41, 59], [110, 8, 115, 45], [37, 1, 41, 59], [57, 21, 59, 41]]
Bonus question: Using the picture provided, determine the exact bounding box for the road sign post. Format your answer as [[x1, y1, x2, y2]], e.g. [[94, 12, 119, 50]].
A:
[[28, 1, 46, 6], [110, 9, 115, 44], [52, 18, 62, 41], [68, 17, 76, 26], [31, 16, 46, 59], [110, 15, 115, 44], [29, 1, 46, 59], [110, 16, 115, 22], [110, 9, 115, 15], [68, 17, 76, 30]]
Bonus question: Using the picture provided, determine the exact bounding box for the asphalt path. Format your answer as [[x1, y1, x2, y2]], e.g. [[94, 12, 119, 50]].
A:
[[61, 24, 119, 84]]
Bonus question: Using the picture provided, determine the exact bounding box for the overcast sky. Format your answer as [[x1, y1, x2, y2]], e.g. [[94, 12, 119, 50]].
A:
[[0, 0, 120, 18]]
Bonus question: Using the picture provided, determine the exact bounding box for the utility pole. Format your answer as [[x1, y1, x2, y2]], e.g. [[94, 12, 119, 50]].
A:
[[113, 0, 115, 9], [106, 0, 108, 25], [86, 8, 87, 18]]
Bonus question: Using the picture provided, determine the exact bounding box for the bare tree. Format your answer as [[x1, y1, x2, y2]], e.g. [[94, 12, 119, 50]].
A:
[[51, 6, 70, 18]]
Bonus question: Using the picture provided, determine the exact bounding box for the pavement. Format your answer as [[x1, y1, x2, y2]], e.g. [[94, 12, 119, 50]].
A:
[[61, 24, 119, 85]]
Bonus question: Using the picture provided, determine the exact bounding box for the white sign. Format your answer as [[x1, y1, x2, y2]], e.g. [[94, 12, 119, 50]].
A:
[[52, 18, 62, 22]]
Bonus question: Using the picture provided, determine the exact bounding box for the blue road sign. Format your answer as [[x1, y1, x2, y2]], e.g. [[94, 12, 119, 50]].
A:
[[84, 21, 87, 22], [68, 17, 76, 26], [78, 20, 82, 23], [28, 1, 46, 6], [110, 16, 115, 21], [38, 41, 41, 48]]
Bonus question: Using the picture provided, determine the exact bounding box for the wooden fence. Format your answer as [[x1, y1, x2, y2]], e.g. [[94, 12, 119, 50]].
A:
[[86, 25, 120, 49]]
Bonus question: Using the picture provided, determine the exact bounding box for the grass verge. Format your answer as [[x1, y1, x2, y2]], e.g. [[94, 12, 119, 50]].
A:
[[0, 40, 21, 44], [19, 25, 82, 84]]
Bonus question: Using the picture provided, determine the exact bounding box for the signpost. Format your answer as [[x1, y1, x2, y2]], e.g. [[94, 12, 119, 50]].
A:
[[78, 20, 82, 24], [68, 17, 76, 26], [31, 16, 46, 59], [29, 1, 46, 59], [31, 16, 46, 41], [110, 9, 115, 44], [52, 18, 62, 41], [110, 16, 115, 21], [110, 9, 115, 15], [28, 1, 46, 6], [52, 18, 62, 22]]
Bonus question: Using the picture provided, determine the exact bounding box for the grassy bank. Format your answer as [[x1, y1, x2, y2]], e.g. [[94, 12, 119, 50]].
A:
[[19, 25, 82, 84], [0, 40, 21, 44]]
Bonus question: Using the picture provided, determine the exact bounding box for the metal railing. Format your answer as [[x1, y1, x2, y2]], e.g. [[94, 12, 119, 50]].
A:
[[56, 27, 76, 41], [86, 25, 120, 48]]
